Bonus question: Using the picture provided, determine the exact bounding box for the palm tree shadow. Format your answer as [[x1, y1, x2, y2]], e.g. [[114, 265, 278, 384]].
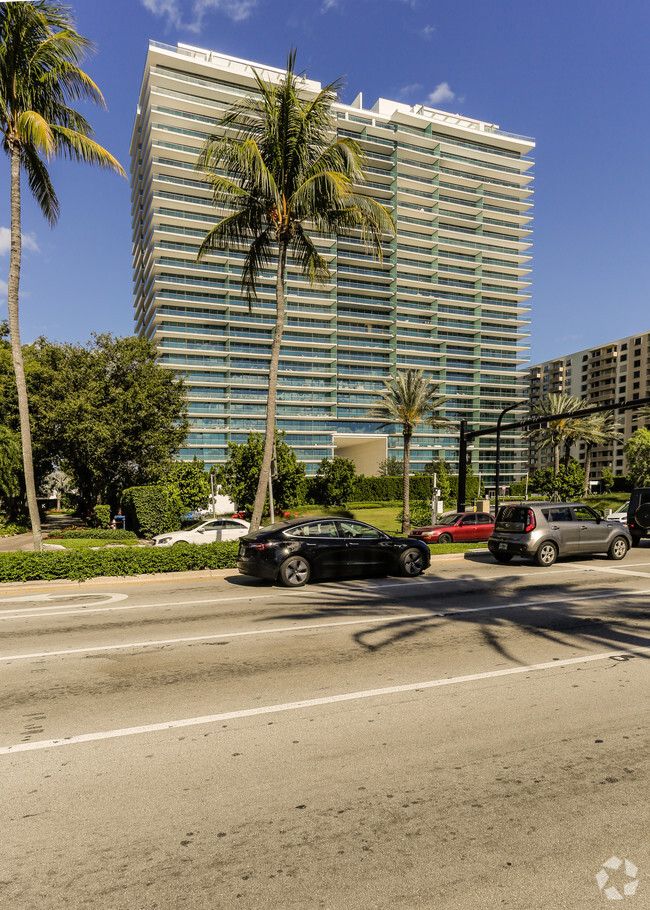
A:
[[258, 568, 650, 665]]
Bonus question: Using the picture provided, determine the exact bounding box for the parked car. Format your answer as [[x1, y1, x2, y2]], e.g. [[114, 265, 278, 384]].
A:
[[237, 516, 431, 586], [410, 511, 495, 544], [488, 502, 632, 567], [152, 517, 250, 546], [607, 501, 630, 524], [627, 488, 650, 546]]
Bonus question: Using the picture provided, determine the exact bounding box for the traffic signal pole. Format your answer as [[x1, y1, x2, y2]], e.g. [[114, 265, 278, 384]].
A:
[[455, 394, 650, 514]]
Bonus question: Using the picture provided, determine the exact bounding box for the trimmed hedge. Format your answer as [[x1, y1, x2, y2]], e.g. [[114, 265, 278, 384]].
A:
[[348, 475, 435, 502], [49, 529, 138, 540], [121, 484, 183, 538], [93, 504, 111, 529], [0, 540, 240, 583]]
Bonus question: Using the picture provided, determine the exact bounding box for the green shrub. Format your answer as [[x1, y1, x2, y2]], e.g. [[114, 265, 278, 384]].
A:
[[60, 528, 137, 540], [121, 484, 184, 538], [90, 504, 112, 529], [0, 540, 240, 583]]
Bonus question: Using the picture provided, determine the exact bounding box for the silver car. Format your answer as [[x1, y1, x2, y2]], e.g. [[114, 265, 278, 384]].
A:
[[488, 502, 632, 567]]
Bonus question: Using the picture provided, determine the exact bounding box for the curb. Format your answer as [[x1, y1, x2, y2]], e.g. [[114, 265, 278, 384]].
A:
[[0, 550, 492, 593]]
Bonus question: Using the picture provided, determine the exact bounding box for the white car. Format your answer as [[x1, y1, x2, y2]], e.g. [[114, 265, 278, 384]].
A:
[[607, 502, 629, 524], [152, 518, 250, 546]]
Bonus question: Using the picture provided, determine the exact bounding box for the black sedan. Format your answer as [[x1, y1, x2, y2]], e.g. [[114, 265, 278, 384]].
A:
[[237, 516, 431, 586]]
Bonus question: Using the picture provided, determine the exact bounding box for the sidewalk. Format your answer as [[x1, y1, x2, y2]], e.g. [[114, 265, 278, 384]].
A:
[[0, 514, 82, 553]]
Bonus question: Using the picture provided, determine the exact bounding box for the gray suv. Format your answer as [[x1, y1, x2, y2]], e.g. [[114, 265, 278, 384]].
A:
[[488, 502, 632, 567]]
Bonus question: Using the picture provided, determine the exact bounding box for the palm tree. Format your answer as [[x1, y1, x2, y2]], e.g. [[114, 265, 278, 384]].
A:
[[581, 411, 621, 495], [366, 369, 450, 534], [524, 393, 583, 476], [0, 2, 124, 550], [197, 51, 394, 532]]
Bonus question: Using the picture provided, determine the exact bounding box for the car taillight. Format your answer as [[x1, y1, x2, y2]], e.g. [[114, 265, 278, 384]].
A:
[[524, 509, 536, 532], [250, 543, 267, 550]]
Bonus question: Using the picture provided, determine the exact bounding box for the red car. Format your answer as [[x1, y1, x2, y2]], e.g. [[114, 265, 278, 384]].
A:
[[409, 511, 495, 544]]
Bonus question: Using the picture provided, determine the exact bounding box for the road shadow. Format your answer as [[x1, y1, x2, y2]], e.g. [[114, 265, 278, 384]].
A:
[[254, 563, 650, 666]]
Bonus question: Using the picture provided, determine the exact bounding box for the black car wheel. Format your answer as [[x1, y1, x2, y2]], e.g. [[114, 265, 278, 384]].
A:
[[634, 503, 650, 531], [493, 553, 513, 563], [399, 547, 426, 577], [608, 536, 629, 560], [437, 532, 452, 544], [535, 541, 558, 567], [279, 555, 311, 587]]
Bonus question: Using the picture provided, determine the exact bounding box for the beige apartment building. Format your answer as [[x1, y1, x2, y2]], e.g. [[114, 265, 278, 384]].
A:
[[528, 331, 650, 479]]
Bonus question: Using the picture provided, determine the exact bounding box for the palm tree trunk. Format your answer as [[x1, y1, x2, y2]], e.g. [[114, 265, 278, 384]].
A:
[[553, 443, 560, 476], [7, 144, 42, 552], [250, 241, 287, 531], [401, 429, 412, 534]]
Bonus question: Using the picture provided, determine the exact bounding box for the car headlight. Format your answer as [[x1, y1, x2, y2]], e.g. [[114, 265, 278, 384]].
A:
[[156, 537, 172, 545]]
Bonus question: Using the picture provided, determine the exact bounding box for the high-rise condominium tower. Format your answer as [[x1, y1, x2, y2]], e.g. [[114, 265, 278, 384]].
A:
[[131, 42, 534, 482]]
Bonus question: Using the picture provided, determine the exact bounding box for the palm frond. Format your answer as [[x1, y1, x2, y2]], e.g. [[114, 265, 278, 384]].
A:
[[16, 109, 54, 156], [21, 142, 59, 225]]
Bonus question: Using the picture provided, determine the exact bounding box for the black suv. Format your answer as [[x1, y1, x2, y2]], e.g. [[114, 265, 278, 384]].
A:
[[627, 488, 650, 546]]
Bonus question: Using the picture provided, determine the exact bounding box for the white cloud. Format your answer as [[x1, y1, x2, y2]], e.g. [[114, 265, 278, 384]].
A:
[[427, 82, 455, 106], [420, 24, 434, 39], [0, 279, 7, 297], [141, 0, 257, 31], [0, 227, 39, 255], [320, 0, 340, 10], [397, 83, 423, 100]]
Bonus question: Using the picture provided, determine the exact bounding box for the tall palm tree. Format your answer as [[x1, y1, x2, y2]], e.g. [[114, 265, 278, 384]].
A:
[[197, 51, 394, 532], [367, 369, 450, 534], [524, 393, 583, 476], [581, 411, 621, 495], [0, 2, 124, 550]]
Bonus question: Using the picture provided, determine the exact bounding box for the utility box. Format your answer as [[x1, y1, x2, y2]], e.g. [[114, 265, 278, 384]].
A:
[[477, 499, 491, 513]]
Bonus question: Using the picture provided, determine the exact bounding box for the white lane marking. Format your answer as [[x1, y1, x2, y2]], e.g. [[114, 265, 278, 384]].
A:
[[2, 645, 648, 755], [579, 565, 650, 579], [0, 578, 448, 620], [0, 592, 128, 613], [2, 558, 650, 620], [3, 587, 650, 663]]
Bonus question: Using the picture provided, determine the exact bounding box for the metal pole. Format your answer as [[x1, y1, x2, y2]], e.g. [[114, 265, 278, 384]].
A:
[[431, 472, 438, 525], [457, 420, 468, 513], [524, 471, 529, 501], [495, 400, 524, 516], [210, 472, 217, 519], [267, 472, 274, 523]]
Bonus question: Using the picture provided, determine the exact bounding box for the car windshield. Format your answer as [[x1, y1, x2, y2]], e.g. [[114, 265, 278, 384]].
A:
[[436, 513, 460, 526], [182, 521, 205, 531]]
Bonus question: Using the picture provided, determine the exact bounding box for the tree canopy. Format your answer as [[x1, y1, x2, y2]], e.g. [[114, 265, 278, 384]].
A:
[[0, 332, 188, 512], [624, 428, 650, 487], [216, 432, 306, 514]]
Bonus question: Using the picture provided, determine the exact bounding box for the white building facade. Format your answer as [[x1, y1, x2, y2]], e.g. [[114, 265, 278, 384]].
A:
[[131, 42, 534, 482]]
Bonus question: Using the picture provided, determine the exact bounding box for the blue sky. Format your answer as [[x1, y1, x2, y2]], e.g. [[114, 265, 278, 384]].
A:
[[1, 0, 648, 365]]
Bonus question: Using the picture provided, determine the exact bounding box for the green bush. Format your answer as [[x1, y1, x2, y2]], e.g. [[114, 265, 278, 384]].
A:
[[121, 484, 184, 538], [60, 528, 137, 540], [0, 540, 240, 583], [91, 504, 112, 529], [348, 475, 438, 502]]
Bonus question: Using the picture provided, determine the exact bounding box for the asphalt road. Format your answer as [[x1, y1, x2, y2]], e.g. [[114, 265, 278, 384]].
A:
[[1, 548, 649, 909]]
